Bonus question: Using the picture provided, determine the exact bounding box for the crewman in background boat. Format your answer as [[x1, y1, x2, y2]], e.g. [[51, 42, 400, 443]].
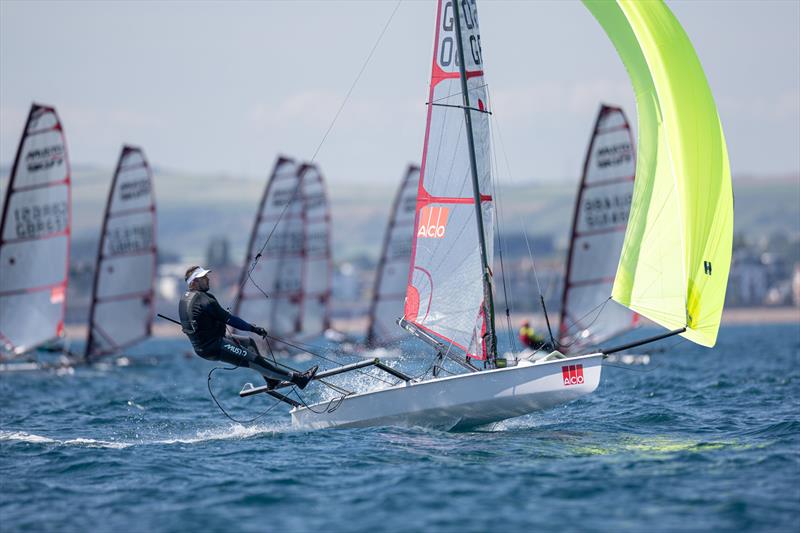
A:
[[519, 320, 547, 350], [178, 266, 318, 389]]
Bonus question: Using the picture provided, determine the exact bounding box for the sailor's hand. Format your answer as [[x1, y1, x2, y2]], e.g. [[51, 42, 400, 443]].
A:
[[252, 326, 268, 338]]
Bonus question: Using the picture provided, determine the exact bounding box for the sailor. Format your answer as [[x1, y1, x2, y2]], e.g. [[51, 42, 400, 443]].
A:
[[519, 320, 546, 350], [178, 266, 317, 389]]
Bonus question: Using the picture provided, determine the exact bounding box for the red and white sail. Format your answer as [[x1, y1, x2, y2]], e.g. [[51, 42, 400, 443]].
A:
[[559, 105, 638, 352], [0, 104, 71, 356], [365, 165, 419, 347], [85, 146, 157, 359], [234, 158, 331, 341], [403, 0, 494, 360]]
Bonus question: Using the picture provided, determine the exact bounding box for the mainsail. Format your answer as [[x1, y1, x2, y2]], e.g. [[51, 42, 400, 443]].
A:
[[234, 158, 331, 341], [585, 0, 733, 347], [365, 165, 419, 347], [85, 146, 157, 359], [0, 104, 71, 356], [403, 0, 495, 360], [559, 105, 638, 352]]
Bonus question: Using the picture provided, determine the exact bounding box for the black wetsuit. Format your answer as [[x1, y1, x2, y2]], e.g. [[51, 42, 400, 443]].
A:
[[178, 289, 293, 382]]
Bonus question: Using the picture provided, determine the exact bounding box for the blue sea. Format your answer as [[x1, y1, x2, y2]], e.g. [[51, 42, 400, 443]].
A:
[[1, 323, 798, 532]]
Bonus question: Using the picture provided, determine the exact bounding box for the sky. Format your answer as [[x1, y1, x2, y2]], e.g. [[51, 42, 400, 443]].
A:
[[1, 0, 798, 186]]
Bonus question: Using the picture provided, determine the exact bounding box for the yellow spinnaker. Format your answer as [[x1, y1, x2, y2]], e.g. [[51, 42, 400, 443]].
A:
[[583, 0, 733, 347]]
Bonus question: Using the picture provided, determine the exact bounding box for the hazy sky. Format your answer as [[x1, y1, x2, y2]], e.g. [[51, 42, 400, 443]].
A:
[[1, 0, 798, 186]]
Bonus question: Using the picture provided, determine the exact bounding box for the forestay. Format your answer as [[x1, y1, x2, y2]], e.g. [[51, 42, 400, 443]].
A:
[[234, 158, 331, 341], [585, 0, 733, 347], [365, 165, 419, 347], [403, 0, 494, 360], [0, 104, 71, 356], [559, 105, 638, 352], [85, 146, 157, 359]]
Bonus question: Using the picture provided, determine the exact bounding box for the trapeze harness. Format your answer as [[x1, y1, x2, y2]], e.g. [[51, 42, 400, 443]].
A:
[[178, 289, 291, 382]]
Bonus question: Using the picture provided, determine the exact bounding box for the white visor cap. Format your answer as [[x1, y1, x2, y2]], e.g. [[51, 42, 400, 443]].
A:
[[186, 266, 212, 286]]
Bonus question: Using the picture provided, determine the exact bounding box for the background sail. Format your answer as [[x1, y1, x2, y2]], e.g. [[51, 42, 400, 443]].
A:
[[234, 158, 331, 341], [297, 163, 332, 340], [585, 0, 733, 347], [559, 105, 638, 352], [85, 146, 156, 358], [0, 104, 70, 355], [366, 165, 419, 347], [403, 0, 494, 360], [235, 157, 303, 338]]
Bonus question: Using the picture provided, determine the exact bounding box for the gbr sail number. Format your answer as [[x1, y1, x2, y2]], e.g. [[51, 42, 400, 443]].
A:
[[440, 0, 483, 68]]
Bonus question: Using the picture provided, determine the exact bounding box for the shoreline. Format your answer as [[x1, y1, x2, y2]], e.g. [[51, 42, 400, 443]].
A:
[[63, 306, 799, 339]]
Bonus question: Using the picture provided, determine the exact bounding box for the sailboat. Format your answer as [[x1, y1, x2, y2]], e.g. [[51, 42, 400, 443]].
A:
[[0, 103, 71, 367], [361, 165, 420, 354], [558, 105, 639, 353], [233, 157, 332, 349], [84, 146, 157, 362], [242, 0, 732, 430]]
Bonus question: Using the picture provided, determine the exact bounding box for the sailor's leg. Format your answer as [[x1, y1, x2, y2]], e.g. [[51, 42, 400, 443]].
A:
[[220, 335, 293, 382]]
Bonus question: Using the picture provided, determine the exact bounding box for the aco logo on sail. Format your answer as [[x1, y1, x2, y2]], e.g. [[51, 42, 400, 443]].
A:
[[561, 364, 584, 386], [417, 206, 449, 239]]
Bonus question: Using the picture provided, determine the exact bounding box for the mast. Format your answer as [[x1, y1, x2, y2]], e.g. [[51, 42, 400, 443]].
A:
[[452, 0, 497, 364]]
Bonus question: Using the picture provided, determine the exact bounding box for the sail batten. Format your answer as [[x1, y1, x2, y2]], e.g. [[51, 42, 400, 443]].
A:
[[85, 146, 157, 359], [0, 104, 71, 356], [585, 0, 733, 347]]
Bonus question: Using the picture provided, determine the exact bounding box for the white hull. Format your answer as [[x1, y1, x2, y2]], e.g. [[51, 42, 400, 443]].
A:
[[292, 353, 603, 430]]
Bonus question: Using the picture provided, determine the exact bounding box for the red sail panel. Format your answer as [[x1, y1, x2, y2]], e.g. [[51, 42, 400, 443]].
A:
[[0, 104, 71, 356], [404, 0, 494, 360], [559, 105, 639, 352], [85, 146, 157, 359], [365, 165, 419, 347]]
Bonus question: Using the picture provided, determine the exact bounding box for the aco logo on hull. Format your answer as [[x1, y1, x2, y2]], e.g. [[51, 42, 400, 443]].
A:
[[561, 364, 584, 386], [417, 206, 449, 239]]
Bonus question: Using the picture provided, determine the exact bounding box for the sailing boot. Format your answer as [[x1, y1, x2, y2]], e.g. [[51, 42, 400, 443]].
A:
[[263, 376, 282, 390], [291, 365, 319, 390]]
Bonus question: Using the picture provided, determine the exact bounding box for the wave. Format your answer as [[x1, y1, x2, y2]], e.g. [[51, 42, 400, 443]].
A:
[[0, 423, 291, 450]]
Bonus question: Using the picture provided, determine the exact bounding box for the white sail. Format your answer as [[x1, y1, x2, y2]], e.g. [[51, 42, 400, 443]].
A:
[[559, 105, 638, 352], [234, 158, 331, 341], [365, 165, 419, 347], [85, 146, 156, 359], [403, 0, 494, 360], [0, 104, 71, 356]]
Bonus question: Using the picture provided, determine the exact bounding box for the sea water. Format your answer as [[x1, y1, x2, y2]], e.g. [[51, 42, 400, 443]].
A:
[[1, 323, 798, 531]]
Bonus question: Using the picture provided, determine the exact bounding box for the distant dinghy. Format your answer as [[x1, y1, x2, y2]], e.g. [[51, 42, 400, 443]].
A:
[[559, 105, 638, 353], [364, 165, 419, 349], [0, 103, 71, 357], [84, 146, 157, 361], [233, 157, 332, 346]]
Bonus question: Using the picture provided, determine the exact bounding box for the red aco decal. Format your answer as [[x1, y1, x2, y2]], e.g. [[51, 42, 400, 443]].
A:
[[561, 364, 584, 386], [417, 206, 449, 239]]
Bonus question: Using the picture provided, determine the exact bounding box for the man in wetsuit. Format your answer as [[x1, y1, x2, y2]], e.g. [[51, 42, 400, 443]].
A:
[[178, 266, 317, 389]]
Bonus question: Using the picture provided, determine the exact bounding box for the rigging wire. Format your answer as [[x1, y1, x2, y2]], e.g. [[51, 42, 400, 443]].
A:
[[235, 0, 403, 305], [207, 365, 282, 423]]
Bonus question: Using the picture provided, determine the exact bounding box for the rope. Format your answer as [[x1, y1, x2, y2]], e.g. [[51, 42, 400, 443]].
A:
[[207, 366, 282, 423]]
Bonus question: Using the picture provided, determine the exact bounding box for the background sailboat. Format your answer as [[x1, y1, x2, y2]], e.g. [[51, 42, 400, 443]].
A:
[[0, 103, 71, 361], [84, 146, 157, 361], [233, 157, 332, 349], [558, 104, 638, 353], [363, 165, 419, 351]]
